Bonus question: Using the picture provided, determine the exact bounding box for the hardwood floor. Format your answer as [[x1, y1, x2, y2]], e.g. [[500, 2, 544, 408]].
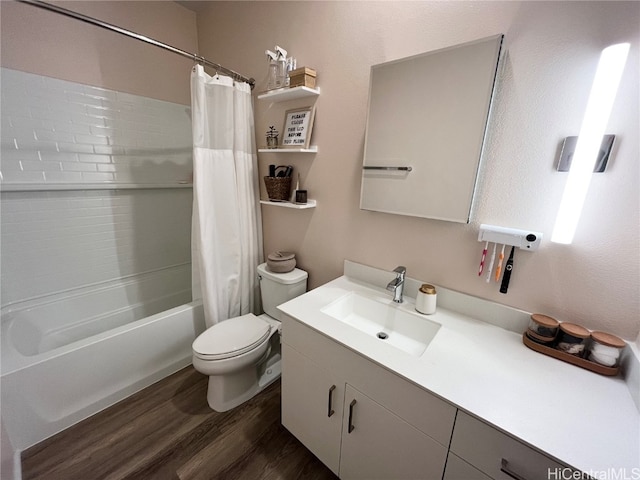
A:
[[22, 367, 338, 480]]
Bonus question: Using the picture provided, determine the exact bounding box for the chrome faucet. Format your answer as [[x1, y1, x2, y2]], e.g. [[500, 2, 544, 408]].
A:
[[386, 266, 406, 303]]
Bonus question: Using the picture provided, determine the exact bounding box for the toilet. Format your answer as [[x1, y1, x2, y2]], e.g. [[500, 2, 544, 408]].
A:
[[192, 262, 307, 412]]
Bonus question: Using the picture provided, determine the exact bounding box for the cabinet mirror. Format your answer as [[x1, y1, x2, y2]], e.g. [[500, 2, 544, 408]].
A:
[[360, 35, 503, 223]]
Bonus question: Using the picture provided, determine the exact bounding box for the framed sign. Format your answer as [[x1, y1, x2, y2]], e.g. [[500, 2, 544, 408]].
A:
[[282, 106, 316, 149]]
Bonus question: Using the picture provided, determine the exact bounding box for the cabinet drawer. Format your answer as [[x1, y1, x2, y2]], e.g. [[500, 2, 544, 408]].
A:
[[450, 411, 568, 480]]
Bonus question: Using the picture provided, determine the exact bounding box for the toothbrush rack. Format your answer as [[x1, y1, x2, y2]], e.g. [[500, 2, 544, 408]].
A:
[[478, 224, 543, 251]]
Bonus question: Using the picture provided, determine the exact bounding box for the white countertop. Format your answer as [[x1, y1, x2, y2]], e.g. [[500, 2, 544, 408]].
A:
[[278, 264, 640, 474]]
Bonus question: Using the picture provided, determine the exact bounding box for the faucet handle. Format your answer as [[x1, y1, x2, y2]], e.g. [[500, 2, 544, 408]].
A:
[[393, 266, 406, 275]]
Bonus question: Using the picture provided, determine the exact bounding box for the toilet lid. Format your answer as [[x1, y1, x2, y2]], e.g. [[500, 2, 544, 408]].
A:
[[192, 313, 271, 360]]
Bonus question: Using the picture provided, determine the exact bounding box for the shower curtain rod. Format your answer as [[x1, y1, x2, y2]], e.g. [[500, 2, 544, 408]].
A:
[[17, 0, 256, 88]]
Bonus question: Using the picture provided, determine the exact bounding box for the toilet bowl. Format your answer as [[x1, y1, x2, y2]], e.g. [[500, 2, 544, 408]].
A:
[[192, 263, 307, 412]]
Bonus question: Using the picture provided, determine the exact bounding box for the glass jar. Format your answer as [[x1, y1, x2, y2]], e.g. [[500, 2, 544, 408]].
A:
[[588, 331, 626, 368], [527, 314, 559, 344], [555, 323, 590, 357]]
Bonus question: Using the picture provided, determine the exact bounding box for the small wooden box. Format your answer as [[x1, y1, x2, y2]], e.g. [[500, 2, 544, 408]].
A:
[[289, 67, 317, 88]]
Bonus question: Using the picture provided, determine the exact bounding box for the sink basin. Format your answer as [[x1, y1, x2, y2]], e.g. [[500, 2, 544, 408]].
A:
[[321, 292, 440, 356]]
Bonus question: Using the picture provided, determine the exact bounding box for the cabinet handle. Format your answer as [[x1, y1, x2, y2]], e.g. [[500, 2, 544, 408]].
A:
[[500, 459, 528, 480], [327, 385, 336, 417], [363, 166, 413, 172], [348, 399, 357, 433]]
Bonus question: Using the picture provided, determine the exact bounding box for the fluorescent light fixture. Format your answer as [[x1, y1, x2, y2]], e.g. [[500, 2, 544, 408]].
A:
[[551, 43, 630, 244]]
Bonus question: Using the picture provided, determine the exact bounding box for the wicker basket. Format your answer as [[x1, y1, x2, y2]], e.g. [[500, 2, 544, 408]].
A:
[[264, 176, 291, 201]]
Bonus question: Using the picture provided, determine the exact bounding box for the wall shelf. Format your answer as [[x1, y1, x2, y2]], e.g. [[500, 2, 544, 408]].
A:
[[260, 199, 316, 209], [258, 86, 319, 208], [257, 86, 320, 102], [258, 146, 318, 154]]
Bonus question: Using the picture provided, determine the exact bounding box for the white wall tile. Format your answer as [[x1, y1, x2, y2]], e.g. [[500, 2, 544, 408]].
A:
[[53, 122, 91, 135], [2, 170, 45, 183], [43, 172, 83, 183], [77, 153, 111, 164], [62, 162, 96, 172], [39, 151, 79, 163], [80, 172, 114, 182], [56, 142, 94, 154], [21, 160, 61, 172]]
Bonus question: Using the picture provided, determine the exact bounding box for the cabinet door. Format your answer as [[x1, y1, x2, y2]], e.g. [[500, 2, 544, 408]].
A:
[[281, 344, 344, 475], [339, 385, 448, 480]]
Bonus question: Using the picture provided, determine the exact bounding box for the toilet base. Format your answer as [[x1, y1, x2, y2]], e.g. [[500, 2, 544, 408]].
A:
[[205, 336, 282, 412], [258, 349, 281, 389]]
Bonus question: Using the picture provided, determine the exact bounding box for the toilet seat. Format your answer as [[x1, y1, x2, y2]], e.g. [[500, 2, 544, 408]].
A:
[[192, 313, 271, 361]]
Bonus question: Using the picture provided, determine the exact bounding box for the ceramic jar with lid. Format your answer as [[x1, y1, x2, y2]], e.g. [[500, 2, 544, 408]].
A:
[[266, 251, 296, 273], [555, 322, 590, 357], [588, 331, 626, 367], [526, 314, 559, 345], [415, 284, 436, 314]]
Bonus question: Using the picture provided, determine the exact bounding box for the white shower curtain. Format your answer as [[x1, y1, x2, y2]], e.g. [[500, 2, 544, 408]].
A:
[[190, 64, 263, 326]]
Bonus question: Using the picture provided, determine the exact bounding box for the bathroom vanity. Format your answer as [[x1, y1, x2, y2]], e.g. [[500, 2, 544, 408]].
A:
[[278, 261, 640, 479]]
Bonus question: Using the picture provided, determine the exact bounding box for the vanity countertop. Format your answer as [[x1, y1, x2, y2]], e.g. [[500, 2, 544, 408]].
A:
[[278, 269, 640, 474]]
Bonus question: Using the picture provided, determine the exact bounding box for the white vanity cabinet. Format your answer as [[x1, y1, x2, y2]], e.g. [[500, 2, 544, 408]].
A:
[[281, 314, 455, 479], [279, 267, 640, 478]]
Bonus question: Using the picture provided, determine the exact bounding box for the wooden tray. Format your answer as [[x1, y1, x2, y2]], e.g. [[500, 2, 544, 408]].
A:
[[522, 334, 619, 376]]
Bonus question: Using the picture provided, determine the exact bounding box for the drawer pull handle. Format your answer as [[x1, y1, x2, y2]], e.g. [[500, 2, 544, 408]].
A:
[[327, 385, 336, 417], [363, 166, 413, 172], [348, 399, 357, 433], [500, 459, 528, 480]]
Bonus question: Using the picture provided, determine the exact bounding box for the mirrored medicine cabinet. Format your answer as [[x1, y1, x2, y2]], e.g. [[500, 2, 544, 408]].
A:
[[360, 34, 504, 223]]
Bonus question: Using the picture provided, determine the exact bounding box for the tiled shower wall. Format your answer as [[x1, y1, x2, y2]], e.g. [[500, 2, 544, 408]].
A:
[[0, 68, 193, 307], [0, 68, 192, 185]]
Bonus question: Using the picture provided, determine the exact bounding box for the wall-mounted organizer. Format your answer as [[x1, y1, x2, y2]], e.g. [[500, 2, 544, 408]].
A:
[[477, 224, 543, 251], [257, 85, 319, 209], [476, 224, 544, 294]]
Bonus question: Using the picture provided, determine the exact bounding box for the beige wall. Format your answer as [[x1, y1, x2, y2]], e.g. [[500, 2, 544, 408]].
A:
[[1, 1, 197, 105], [193, 1, 639, 340]]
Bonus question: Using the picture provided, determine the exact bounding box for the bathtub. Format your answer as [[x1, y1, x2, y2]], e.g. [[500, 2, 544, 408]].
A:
[[0, 264, 206, 454]]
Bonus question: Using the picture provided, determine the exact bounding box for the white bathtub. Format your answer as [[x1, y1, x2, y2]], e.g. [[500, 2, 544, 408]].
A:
[[0, 264, 205, 453]]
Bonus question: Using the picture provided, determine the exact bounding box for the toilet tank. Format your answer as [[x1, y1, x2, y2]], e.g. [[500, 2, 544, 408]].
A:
[[257, 263, 308, 320]]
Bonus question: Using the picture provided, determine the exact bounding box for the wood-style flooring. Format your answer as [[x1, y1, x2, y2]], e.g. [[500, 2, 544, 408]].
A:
[[22, 367, 337, 480]]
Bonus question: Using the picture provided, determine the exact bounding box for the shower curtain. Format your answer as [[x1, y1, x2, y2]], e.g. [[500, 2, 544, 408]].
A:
[[190, 64, 263, 326]]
